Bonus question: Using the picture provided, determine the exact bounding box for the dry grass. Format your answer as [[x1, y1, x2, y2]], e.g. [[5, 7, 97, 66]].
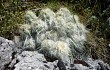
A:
[[85, 33, 110, 64]]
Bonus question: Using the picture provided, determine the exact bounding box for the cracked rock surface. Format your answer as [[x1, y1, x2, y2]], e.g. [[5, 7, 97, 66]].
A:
[[0, 37, 110, 70], [0, 37, 16, 70], [0, 37, 59, 70], [14, 51, 59, 70]]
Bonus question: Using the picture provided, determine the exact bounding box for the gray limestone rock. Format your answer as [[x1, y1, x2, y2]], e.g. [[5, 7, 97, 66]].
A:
[[0, 37, 16, 70], [14, 51, 59, 70], [0, 37, 110, 70]]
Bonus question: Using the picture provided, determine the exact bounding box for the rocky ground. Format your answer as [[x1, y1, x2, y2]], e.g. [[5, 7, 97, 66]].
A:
[[0, 37, 110, 70]]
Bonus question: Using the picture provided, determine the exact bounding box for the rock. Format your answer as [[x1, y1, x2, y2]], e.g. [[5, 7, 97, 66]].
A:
[[14, 51, 59, 70], [57, 60, 66, 70], [0, 37, 16, 70], [74, 64, 89, 70], [69, 58, 110, 70], [85, 58, 110, 70], [0, 37, 110, 70], [74, 60, 89, 67]]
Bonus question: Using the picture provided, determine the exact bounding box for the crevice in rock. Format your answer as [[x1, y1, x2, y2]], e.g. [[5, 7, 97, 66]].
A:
[[44, 64, 50, 69], [57, 60, 66, 70], [4, 51, 19, 70], [12, 52, 16, 60], [74, 60, 90, 67], [4, 61, 13, 70], [39, 50, 58, 62], [44, 55, 58, 62], [23, 48, 35, 51], [98, 62, 109, 70], [11, 59, 19, 70]]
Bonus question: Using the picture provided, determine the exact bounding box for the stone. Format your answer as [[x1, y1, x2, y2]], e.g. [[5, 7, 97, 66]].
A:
[[0, 37, 16, 70], [14, 51, 59, 70], [0, 37, 110, 70]]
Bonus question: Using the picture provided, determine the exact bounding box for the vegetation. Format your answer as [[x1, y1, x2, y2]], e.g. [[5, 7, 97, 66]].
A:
[[0, 0, 110, 64]]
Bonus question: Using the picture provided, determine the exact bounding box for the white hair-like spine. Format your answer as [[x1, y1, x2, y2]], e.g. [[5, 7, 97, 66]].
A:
[[18, 7, 87, 64]]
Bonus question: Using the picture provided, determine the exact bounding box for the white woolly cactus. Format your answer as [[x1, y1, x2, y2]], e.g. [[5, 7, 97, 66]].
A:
[[25, 10, 38, 24], [39, 8, 56, 23], [53, 41, 72, 63], [18, 7, 87, 64], [23, 37, 35, 49], [19, 24, 32, 44], [56, 8, 74, 23], [40, 39, 72, 64], [19, 24, 31, 35]]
